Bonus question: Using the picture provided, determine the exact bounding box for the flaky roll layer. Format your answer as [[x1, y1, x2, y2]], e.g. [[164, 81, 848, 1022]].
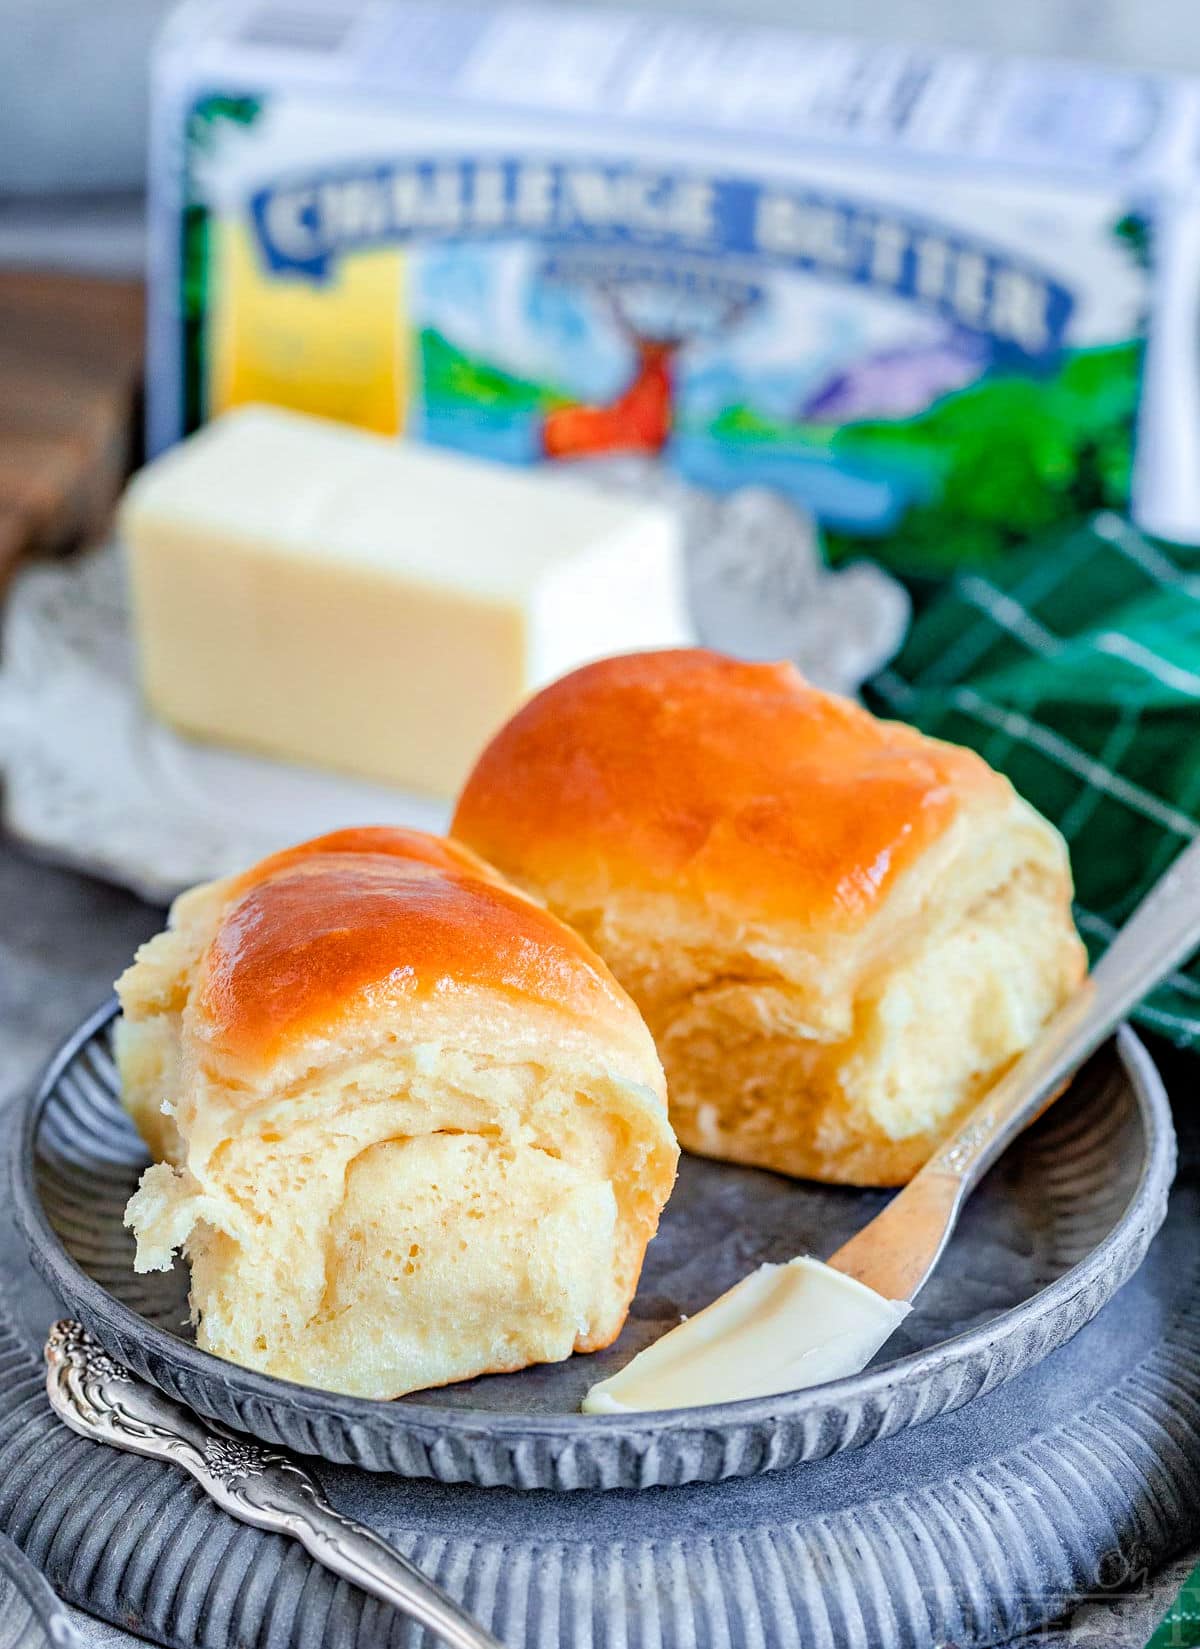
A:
[[454, 651, 1087, 1186], [118, 828, 676, 1398]]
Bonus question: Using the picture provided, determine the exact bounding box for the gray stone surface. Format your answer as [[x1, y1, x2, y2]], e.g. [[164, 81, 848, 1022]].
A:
[[0, 839, 160, 1645], [0, 842, 159, 1108]]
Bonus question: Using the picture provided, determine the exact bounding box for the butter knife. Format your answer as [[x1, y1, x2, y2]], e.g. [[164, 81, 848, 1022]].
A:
[[585, 833, 1198, 1414], [830, 830, 1200, 1301], [44, 1321, 501, 1649]]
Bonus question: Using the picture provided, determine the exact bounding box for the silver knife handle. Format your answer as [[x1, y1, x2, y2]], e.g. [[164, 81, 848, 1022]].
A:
[[289, 1503, 497, 1649], [929, 830, 1200, 1192], [45, 1322, 501, 1649]]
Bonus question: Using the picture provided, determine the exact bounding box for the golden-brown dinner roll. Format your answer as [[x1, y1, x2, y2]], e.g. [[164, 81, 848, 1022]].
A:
[[117, 827, 677, 1399], [453, 650, 1087, 1187]]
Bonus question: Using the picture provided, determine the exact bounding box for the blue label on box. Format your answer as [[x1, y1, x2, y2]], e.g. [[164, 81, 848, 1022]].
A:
[[250, 157, 1073, 363]]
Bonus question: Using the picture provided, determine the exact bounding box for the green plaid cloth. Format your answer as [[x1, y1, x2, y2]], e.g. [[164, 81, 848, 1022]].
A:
[[866, 510, 1200, 1047], [1148, 1564, 1200, 1647]]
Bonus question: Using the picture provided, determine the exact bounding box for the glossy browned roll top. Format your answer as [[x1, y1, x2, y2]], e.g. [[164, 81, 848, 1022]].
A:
[[453, 648, 1008, 929], [196, 826, 638, 1065]]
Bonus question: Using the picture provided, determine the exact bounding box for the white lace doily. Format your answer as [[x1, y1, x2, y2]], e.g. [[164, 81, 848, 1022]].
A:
[[0, 547, 446, 904]]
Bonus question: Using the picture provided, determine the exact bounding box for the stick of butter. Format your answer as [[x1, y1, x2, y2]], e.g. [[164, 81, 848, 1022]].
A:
[[582, 1257, 910, 1414], [120, 406, 690, 798]]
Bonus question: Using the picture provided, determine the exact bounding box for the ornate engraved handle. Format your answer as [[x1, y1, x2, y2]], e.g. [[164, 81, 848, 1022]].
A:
[[45, 1322, 501, 1649], [831, 832, 1200, 1301]]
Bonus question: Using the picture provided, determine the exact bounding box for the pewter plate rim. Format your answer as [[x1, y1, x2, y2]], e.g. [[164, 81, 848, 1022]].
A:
[[11, 1000, 1175, 1484]]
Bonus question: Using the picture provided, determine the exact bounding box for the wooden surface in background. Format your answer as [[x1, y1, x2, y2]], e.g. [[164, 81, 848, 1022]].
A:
[[0, 270, 144, 591]]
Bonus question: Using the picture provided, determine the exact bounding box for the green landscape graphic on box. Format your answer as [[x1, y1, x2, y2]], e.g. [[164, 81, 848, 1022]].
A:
[[418, 324, 1140, 578]]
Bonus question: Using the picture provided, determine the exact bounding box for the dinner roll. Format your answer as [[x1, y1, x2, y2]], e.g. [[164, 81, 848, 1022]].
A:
[[453, 650, 1087, 1187], [117, 827, 677, 1399]]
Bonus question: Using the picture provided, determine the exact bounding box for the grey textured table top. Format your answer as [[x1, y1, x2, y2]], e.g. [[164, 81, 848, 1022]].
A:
[[1, 826, 1196, 1648]]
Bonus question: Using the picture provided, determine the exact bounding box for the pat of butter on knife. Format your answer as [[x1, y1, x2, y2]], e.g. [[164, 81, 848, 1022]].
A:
[[582, 1257, 910, 1414]]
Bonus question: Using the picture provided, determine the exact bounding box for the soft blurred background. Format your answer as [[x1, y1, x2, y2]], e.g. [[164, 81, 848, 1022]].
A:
[[4, 0, 1200, 266]]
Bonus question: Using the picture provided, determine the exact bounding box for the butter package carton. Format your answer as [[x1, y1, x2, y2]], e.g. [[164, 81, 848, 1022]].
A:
[[149, 0, 1200, 574]]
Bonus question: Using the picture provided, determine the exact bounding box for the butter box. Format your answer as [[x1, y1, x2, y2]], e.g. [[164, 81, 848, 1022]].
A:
[[148, 0, 1200, 574]]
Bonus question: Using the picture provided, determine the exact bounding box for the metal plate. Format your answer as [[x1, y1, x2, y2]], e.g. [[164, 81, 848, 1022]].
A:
[[11, 1002, 1176, 1491], [2, 1028, 1197, 1649]]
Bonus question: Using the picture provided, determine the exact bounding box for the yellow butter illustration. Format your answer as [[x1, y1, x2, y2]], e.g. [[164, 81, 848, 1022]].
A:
[[209, 219, 408, 436]]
